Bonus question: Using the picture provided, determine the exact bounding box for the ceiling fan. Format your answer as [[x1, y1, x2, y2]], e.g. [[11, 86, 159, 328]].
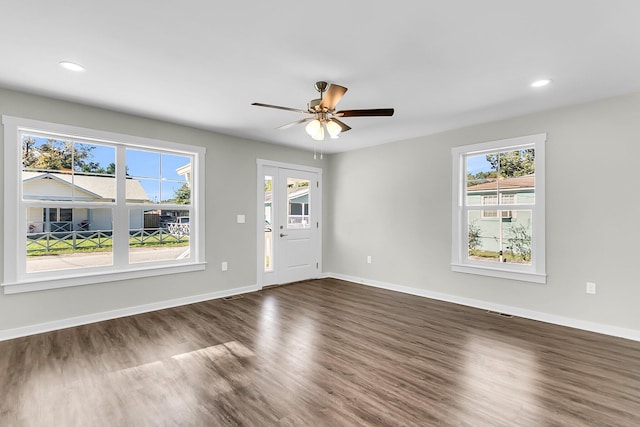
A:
[[252, 81, 394, 140]]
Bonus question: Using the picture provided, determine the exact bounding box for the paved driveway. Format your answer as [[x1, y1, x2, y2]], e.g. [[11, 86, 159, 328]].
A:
[[26, 246, 189, 273]]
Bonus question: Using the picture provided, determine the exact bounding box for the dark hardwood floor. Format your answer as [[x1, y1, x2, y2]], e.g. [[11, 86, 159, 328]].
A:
[[1, 278, 639, 426]]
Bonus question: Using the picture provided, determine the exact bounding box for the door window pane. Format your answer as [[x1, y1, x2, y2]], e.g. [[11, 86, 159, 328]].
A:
[[287, 178, 310, 229], [264, 175, 273, 271]]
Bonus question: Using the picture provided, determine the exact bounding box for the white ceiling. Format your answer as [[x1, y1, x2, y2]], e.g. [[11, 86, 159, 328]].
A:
[[2, 1, 639, 153]]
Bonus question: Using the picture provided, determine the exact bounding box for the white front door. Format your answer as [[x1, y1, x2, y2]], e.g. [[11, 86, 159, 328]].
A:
[[277, 168, 319, 283], [258, 161, 321, 287]]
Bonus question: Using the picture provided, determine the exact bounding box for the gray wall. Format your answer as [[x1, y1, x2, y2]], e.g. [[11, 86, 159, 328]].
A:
[[325, 92, 640, 332], [3, 86, 639, 336], [0, 87, 326, 332]]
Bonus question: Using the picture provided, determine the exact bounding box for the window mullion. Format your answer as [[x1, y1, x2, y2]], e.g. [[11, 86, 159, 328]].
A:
[[112, 146, 129, 267]]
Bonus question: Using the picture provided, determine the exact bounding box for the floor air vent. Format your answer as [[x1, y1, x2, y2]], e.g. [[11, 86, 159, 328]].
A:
[[223, 295, 244, 301]]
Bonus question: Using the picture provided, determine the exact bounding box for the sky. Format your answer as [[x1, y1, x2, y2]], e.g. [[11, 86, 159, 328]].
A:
[[466, 153, 493, 176], [125, 148, 190, 203]]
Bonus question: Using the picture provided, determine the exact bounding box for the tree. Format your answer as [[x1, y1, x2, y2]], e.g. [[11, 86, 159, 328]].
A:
[[506, 223, 532, 262], [173, 184, 191, 204], [22, 138, 96, 172], [22, 138, 127, 176], [486, 149, 535, 178], [102, 163, 117, 175], [467, 170, 497, 182], [93, 163, 130, 176], [468, 221, 482, 251], [22, 137, 39, 167]]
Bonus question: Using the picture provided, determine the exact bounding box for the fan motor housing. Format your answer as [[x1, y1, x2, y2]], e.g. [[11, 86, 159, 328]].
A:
[[309, 98, 322, 111]]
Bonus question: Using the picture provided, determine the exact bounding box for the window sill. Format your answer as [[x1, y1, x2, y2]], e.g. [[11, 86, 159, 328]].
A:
[[2, 262, 207, 294], [451, 263, 546, 284]]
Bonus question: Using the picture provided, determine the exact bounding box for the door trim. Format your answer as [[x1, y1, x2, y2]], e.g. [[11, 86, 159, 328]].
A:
[[256, 159, 322, 288]]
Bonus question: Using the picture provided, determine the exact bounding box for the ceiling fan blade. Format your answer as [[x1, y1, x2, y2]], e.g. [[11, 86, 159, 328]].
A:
[[335, 108, 395, 117], [252, 102, 310, 114], [319, 84, 348, 110], [330, 118, 352, 132], [277, 118, 314, 130]]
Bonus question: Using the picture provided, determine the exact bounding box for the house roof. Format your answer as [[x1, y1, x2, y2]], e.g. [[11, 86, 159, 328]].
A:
[[176, 163, 191, 177], [263, 186, 309, 205], [467, 175, 535, 192], [22, 171, 149, 202]]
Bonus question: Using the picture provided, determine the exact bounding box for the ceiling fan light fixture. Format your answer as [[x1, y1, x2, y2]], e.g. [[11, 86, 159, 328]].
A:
[[252, 81, 395, 147], [311, 125, 324, 141], [326, 119, 341, 139], [305, 119, 322, 136]]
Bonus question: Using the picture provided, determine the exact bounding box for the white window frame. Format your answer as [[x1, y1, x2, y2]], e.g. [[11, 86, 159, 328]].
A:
[[451, 133, 546, 283], [3, 115, 206, 294]]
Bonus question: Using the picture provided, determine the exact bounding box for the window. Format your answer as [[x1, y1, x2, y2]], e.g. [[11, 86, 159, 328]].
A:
[[451, 133, 546, 283], [3, 116, 206, 294]]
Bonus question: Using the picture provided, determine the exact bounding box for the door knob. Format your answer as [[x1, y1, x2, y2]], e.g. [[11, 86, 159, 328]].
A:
[[280, 233, 288, 237]]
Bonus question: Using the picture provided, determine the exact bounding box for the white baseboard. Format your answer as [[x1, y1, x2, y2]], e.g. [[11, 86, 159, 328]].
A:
[[0, 284, 261, 342], [5, 275, 638, 343], [323, 272, 640, 342]]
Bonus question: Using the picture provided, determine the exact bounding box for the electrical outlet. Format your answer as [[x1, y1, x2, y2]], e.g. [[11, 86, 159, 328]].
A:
[[221, 261, 228, 271], [237, 214, 245, 224], [586, 282, 596, 294], [367, 255, 372, 264]]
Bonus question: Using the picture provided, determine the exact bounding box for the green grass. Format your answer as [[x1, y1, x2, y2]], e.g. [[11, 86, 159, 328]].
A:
[[469, 249, 527, 263], [27, 236, 188, 256]]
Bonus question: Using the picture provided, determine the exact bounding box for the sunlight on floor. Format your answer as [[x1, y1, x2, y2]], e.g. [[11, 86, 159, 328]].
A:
[[461, 334, 539, 424]]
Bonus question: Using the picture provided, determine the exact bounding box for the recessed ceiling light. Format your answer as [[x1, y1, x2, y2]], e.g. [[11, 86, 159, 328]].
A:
[[59, 61, 86, 72], [531, 79, 551, 88]]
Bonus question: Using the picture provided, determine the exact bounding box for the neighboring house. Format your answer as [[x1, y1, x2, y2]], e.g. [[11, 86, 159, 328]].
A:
[[176, 163, 191, 188], [466, 175, 534, 253], [23, 171, 149, 233], [263, 185, 310, 229], [287, 186, 309, 227]]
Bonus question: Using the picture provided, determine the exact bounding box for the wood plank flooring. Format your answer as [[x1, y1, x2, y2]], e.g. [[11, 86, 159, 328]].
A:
[[1, 278, 639, 426]]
